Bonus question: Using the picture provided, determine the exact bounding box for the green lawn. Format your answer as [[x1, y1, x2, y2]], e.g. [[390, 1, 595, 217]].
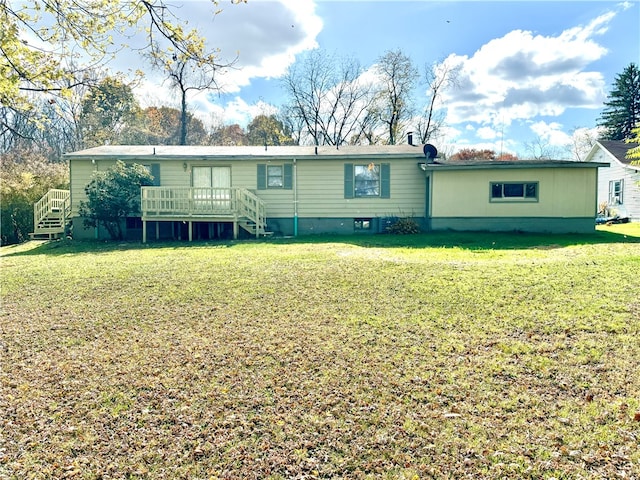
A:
[[1, 225, 639, 479]]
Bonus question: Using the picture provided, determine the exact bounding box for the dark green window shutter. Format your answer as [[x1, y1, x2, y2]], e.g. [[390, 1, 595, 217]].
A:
[[380, 163, 390, 198], [257, 164, 266, 190], [150, 163, 161, 186], [344, 163, 354, 199], [283, 164, 293, 189]]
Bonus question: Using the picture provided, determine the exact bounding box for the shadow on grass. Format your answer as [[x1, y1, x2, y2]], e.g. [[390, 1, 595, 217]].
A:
[[3, 224, 639, 257]]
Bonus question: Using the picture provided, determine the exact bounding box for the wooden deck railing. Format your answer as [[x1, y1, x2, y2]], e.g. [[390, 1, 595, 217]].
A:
[[33, 189, 70, 230], [141, 187, 264, 222], [141, 187, 237, 217]]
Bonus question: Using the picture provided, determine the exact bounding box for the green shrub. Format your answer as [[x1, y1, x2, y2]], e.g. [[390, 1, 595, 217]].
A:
[[78, 160, 153, 240]]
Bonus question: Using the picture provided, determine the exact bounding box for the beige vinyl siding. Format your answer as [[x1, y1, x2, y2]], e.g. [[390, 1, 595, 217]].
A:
[[70, 159, 119, 216], [237, 161, 295, 217], [71, 156, 426, 219], [431, 168, 597, 218], [292, 158, 425, 218]]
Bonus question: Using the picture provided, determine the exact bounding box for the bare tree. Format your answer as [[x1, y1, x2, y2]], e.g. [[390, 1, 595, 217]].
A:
[[281, 50, 377, 146], [569, 127, 599, 161], [523, 135, 563, 160], [161, 57, 220, 145], [147, 23, 236, 146], [279, 105, 305, 146], [415, 60, 459, 144], [373, 49, 418, 145]]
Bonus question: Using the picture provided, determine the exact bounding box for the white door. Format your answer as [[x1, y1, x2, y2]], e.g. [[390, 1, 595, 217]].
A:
[[192, 166, 231, 211]]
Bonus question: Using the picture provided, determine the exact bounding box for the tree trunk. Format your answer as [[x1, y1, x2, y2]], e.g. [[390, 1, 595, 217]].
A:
[[180, 88, 188, 145]]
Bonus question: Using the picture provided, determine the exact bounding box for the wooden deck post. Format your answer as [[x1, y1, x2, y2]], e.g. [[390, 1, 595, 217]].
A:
[[233, 221, 239, 240], [155, 221, 160, 240], [142, 220, 147, 243], [188, 221, 193, 242]]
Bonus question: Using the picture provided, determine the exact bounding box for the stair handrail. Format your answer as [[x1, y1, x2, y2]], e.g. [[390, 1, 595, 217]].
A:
[[237, 189, 266, 233], [34, 189, 70, 229]]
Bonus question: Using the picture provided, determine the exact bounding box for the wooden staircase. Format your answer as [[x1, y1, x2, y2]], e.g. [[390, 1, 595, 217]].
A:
[[237, 189, 271, 237], [30, 189, 71, 240]]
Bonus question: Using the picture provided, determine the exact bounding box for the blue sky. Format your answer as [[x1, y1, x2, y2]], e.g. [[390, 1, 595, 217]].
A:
[[114, 0, 639, 158]]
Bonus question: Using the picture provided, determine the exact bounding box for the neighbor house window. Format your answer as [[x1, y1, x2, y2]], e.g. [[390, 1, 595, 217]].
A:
[[608, 179, 623, 205], [490, 182, 538, 202], [257, 164, 293, 189], [344, 163, 390, 199]]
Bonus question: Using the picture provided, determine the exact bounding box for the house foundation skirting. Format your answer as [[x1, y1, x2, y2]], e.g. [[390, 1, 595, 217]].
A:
[[142, 217, 239, 243], [428, 217, 596, 234]]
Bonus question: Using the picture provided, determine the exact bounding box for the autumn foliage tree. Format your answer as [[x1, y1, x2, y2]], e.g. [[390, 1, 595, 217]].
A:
[[449, 149, 497, 161], [79, 77, 142, 147], [138, 107, 208, 145], [209, 124, 248, 146], [246, 115, 295, 146], [0, 152, 69, 245]]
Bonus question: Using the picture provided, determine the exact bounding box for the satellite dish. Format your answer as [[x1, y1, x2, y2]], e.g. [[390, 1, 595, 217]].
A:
[[423, 144, 438, 159]]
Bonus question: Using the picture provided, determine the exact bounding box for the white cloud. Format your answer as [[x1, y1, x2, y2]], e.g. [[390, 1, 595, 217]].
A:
[[196, 0, 323, 93], [476, 126, 499, 140], [112, 1, 322, 126], [440, 9, 616, 131], [530, 120, 572, 147]]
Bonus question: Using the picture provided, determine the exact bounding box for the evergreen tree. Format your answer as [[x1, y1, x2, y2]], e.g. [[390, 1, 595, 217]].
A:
[[598, 63, 640, 141]]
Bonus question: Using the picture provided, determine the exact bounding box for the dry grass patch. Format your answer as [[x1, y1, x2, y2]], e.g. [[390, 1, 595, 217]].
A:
[[1, 229, 639, 479]]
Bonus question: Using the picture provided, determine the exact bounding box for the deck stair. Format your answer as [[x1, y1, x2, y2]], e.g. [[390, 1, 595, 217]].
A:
[[236, 188, 272, 237], [30, 189, 71, 240]]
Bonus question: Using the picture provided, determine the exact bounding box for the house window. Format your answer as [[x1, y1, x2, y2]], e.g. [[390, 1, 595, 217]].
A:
[[354, 218, 372, 230], [141, 163, 161, 186], [490, 182, 538, 202], [344, 163, 390, 199], [257, 164, 293, 190], [268, 165, 284, 188], [355, 164, 380, 197], [608, 179, 623, 205]]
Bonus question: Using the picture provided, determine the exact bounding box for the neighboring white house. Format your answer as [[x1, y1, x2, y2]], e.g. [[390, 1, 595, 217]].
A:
[[586, 140, 640, 222]]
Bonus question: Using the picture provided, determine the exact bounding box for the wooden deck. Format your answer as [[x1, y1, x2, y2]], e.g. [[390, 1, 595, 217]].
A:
[[140, 187, 268, 241]]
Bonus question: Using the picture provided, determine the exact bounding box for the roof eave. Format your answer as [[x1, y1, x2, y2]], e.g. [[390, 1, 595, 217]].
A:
[[421, 161, 610, 171]]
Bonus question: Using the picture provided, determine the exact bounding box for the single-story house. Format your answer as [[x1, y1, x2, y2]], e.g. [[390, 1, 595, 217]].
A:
[[31, 144, 608, 241], [585, 140, 640, 222]]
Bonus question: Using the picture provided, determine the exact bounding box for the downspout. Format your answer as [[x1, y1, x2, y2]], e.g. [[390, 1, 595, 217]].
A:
[[293, 158, 298, 236], [92, 159, 99, 240]]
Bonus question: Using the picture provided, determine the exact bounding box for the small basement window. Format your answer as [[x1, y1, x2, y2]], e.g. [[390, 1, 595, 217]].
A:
[[490, 182, 538, 202], [354, 218, 372, 231]]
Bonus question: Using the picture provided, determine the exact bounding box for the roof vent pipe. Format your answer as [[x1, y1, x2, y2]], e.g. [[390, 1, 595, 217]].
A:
[[407, 132, 414, 145]]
